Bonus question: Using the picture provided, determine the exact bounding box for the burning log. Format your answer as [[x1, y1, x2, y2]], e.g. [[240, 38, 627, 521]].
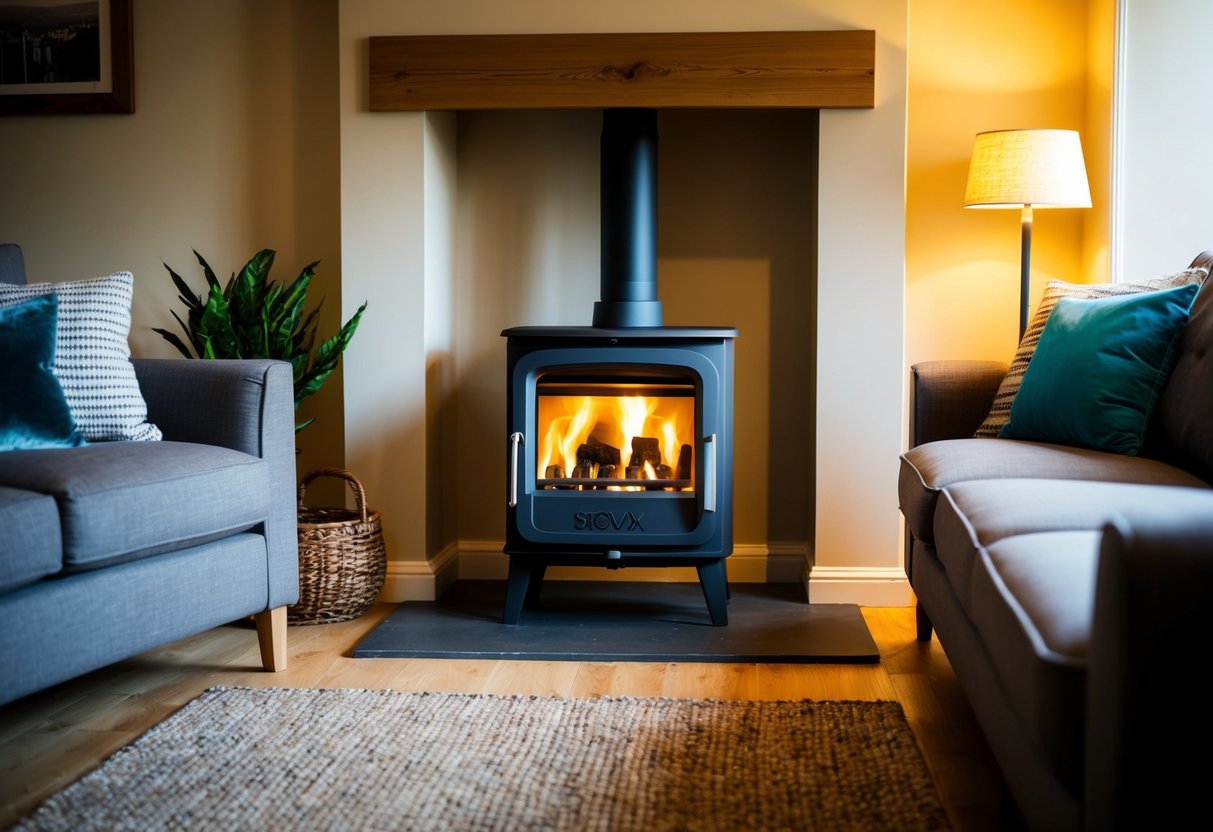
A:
[[544, 463, 575, 489], [625, 465, 644, 479], [577, 438, 621, 467], [572, 458, 594, 489], [676, 444, 692, 480], [655, 464, 673, 480], [629, 437, 661, 467], [597, 464, 617, 479]]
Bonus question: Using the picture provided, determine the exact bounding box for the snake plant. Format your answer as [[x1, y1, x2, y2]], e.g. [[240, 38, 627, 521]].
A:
[[155, 249, 366, 433]]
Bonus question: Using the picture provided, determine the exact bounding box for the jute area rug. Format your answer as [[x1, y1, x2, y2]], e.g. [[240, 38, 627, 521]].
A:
[[14, 686, 951, 831]]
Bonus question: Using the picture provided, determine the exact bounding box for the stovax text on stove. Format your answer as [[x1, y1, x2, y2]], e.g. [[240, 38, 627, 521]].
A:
[[573, 511, 646, 532]]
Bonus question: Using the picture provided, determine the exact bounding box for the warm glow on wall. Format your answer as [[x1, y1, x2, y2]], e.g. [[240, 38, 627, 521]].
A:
[[904, 0, 1107, 371]]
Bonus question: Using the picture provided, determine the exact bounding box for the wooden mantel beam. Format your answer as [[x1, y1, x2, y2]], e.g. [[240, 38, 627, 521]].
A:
[[369, 31, 874, 111]]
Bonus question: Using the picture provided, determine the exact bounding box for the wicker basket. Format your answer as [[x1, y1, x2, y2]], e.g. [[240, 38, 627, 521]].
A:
[[289, 468, 387, 625]]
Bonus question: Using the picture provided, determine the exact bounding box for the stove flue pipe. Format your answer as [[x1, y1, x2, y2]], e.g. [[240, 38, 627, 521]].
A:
[[593, 108, 663, 328]]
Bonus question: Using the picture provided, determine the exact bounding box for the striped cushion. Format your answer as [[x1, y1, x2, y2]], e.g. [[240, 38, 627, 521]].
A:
[[974, 267, 1210, 438], [0, 272, 161, 442]]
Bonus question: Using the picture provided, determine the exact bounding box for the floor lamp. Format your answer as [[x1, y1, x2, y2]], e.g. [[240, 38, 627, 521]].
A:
[[963, 129, 1092, 339]]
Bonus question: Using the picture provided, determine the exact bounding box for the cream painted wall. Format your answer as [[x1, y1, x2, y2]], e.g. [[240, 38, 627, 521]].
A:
[[450, 110, 601, 547], [339, 1, 909, 605], [0, 0, 347, 502], [905, 0, 1109, 369], [1116, 0, 1213, 280]]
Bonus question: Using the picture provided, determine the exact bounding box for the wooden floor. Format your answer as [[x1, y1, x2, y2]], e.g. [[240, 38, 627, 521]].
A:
[[0, 602, 1025, 831]]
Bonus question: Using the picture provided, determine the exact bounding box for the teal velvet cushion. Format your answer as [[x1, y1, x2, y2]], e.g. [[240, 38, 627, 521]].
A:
[[999, 282, 1200, 455], [0, 294, 87, 451]]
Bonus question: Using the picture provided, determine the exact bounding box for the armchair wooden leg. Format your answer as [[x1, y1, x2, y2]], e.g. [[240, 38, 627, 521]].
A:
[[254, 606, 288, 671]]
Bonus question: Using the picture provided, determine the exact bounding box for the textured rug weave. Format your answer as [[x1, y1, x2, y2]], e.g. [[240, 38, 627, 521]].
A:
[[15, 687, 951, 831]]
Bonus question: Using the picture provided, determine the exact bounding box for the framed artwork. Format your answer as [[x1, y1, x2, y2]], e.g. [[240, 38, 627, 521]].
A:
[[0, 0, 133, 115]]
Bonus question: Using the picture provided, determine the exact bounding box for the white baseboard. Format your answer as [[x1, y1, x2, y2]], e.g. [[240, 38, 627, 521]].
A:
[[805, 565, 912, 606], [378, 540, 811, 602], [379, 542, 458, 602]]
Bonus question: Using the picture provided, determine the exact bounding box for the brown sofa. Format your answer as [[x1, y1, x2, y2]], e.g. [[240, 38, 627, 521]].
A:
[[899, 250, 1213, 831]]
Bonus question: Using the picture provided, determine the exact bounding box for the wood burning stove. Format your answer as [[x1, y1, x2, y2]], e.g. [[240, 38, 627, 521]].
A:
[[502, 109, 737, 625]]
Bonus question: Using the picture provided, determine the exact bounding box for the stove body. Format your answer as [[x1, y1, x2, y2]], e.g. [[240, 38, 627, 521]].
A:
[[503, 326, 735, 624]]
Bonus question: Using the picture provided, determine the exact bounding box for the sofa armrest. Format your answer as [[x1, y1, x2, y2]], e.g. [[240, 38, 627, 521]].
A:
[[908, 360, 1007, 448], [1084, 503, 1213, 830], [132, 358, 299, 611]]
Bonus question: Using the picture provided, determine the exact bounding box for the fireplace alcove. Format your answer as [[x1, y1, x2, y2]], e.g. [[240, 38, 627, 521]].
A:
[[461, 108, 818, 597], [344, 28, 908, 608]]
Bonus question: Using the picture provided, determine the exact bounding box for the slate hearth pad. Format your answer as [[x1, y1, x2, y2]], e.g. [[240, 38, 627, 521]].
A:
[[352, 580, 879, 663]]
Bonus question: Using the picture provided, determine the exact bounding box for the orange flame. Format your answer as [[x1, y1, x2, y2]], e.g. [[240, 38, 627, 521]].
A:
[[536, 392, 694, 487]]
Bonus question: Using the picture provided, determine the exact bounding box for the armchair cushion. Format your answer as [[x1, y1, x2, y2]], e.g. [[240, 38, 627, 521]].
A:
[[0, 487, 62, 593], [0, 442, 269, 570], [0, 272, 161, 443], [0, 294, 85, 451]]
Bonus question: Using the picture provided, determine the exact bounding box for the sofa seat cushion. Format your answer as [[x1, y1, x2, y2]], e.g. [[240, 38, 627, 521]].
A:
[[0, 486, 63, 593], [971, 530, 1101, 791], [933, 479, 1212, 615], [0, 441, 269, 570], [899, 438, 1206, 544]]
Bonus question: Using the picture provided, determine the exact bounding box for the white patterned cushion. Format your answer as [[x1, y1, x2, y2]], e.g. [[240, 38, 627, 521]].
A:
[[0, 272, 161, 442], [974, 267, 1210, 438]]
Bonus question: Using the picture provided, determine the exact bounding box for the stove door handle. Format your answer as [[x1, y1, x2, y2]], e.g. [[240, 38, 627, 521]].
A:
[[508, 432, 525, 508], [703, 434, 717, 513]]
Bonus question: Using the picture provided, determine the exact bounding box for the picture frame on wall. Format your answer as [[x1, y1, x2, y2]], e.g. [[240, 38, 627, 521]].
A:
[[0, 0, 133, 115]]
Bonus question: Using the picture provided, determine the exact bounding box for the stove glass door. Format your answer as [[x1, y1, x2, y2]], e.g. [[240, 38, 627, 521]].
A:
[[535, 371, 696, 494]]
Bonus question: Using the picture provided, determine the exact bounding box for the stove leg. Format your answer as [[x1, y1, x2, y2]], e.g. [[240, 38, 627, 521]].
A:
[[525, 563, 547, 608], [503, 557, 540, 625], [697, 559, 729, 626]]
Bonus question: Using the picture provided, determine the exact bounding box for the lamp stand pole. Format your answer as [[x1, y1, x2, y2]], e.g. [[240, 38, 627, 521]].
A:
[[1019, 204, 1033, 340]]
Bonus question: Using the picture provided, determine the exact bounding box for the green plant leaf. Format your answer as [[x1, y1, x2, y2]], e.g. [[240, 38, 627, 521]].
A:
[[292, 304, 323, 355], [199, 285, 239, 359], [275, 288, 309, 358], [296, 302, 367, 404], [151, 327, 195, 358], [264, 264, 315, 364], [163, 263, 204, 312], [193, 250, 222, 294], [169, 309, 203, 357], [233, 250, 273, 352]]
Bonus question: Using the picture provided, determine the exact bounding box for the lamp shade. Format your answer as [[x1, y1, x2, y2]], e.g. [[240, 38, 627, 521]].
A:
[[964, 129, 1092, 209]]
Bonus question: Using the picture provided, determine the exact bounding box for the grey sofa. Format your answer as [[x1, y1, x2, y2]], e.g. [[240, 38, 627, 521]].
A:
[[0, 245, 298, 706], [899, 250, 1213, 831]]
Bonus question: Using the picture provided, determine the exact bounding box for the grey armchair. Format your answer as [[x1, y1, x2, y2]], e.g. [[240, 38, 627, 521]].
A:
[[0, 244, 298, 705]]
